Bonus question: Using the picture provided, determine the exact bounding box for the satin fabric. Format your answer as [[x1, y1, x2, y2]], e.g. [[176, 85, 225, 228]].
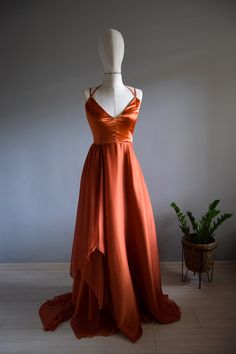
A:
[[38, 88, 181, 343]]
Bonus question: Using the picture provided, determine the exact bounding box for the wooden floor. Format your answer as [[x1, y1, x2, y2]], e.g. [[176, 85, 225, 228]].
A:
[[0, 261, 235, 354]]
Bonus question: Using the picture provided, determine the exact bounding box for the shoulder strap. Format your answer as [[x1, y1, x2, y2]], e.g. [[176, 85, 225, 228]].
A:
[[91, 84, 136, 98], [90, 84, 102, 97], [126, 86, 136, 97]]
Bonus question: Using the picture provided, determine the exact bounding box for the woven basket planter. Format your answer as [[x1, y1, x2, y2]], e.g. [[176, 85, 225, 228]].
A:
[[181, 235, 217, 288]]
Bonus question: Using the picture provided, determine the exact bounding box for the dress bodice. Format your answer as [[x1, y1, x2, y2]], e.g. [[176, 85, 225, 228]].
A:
[[85, 85, 141, 144]]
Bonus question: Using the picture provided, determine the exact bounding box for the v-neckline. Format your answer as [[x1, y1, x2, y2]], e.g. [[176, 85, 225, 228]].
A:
[[86, 84, 140, 119], [88, 95, 140, 119]]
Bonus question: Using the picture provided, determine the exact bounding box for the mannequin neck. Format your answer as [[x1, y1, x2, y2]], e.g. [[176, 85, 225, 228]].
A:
[[102, 72, 124, 88]]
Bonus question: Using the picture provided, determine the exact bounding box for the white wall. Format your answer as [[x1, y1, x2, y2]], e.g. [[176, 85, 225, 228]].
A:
[[0, 0, 235, 262]]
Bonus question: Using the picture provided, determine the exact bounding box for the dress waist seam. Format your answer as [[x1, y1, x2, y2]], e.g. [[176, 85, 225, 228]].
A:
[[93, 141, 133, 145]]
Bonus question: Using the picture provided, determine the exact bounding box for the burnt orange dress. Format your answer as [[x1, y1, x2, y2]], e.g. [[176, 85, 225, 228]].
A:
[[38, 85, 181, 342]]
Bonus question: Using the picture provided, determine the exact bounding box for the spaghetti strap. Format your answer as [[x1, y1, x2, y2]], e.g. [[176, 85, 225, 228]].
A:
[[91, 84, 136, 99], [90, 84, 102, 98], [126, 86, 136, 98]]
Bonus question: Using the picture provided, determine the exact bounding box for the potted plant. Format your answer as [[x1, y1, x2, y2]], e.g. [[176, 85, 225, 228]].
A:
[[170, 199, 233, 289]]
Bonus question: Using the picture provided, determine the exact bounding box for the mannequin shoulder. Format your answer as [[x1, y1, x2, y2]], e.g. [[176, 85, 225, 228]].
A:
[[83, 87, 93, 103], [82, 85, 143, 103], [127, 86, 143, 102]]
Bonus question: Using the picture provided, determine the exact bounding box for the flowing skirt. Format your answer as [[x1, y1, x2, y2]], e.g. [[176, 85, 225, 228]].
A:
[[38, 142, 181, 342]]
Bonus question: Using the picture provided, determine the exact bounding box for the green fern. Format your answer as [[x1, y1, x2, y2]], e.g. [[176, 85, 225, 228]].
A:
[[186, 211, 198, 233], [170, 202, 190, 236], [210, 213, 233, 234], [170, 199, 233, 244]]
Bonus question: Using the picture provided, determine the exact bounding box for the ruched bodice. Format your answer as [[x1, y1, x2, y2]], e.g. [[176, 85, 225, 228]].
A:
[[85, 85, 141, 144]]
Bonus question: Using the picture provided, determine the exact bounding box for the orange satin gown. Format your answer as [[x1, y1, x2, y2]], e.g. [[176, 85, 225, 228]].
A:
[[38, 85, 181, 342]]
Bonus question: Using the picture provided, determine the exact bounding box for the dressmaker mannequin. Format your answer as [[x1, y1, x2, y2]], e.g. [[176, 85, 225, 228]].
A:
[[83, 28, 143, 118], [38, 29, 181, 344]]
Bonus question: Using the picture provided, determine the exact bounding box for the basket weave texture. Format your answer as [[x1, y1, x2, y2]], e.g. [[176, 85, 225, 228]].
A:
[[182, 235, 217, 273]]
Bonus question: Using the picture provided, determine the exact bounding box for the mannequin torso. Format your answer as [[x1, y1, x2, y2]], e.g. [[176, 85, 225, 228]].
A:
[[84, 83, 142, 119], [83, 28, 143, 118]]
